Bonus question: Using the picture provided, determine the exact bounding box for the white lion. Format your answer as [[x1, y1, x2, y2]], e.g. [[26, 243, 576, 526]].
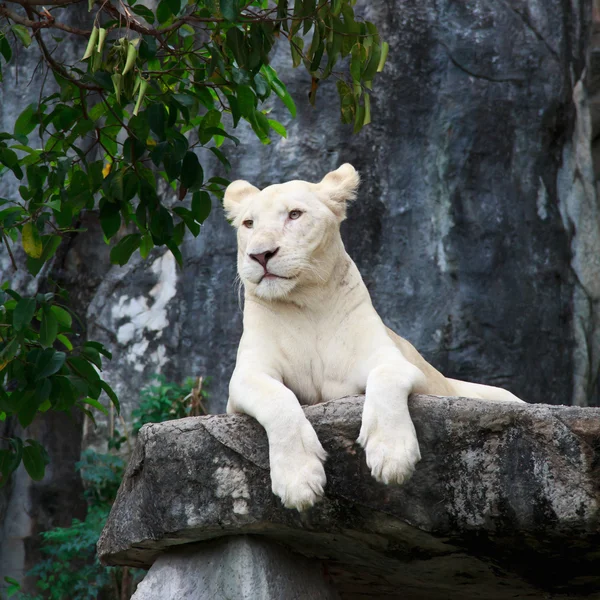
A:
[[224, 164, 523, 512]]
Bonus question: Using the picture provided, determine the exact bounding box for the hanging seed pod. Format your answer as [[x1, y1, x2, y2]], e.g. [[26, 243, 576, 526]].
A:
[[133, 78, 149, 116], [132, 75, 141, 96], [122, 42, 137, 76], [97, 28, 108, 54], [91, 48, 103, 72], [82, 26, 99, 60], [111, 73, 123, 103]]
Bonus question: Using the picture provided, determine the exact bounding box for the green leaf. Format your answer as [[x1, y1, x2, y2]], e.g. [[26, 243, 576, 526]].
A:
[[0, 34, 12, 62], [4, 575, 20, 597], [147, 103, 166, 140], [291, 36, 304, 68], [156, 0, 172, 23], [0, 438, 23, 483], [13, 298, 36, 331], [150, 141, 168, 167], [173, 206, 200, 237], [27, 235, 57, 276], [350, 43, 362, 82], [268, 119, 287, 138], [22, 441, 49, 481], [132, 4, 155, 22], [263, 67, 296, 117], [236, 85, 256, 118], [226, 27, 246, 66], [139, 35, 157, 60], [57, 334, 73, 351], [220, 0, 238, 21], [109, 169, 124, 202], [22, 222, 43, 258], [192, 191, 211, 223], [68, 356, 100, 382], [363, 92, 371, 127], [362, 33, 382, 83], [140, 233, 153, 258], [99, 200, 121, 239], [5, 289, 23, 302], [50, 305, 72, 328], [82, 346, 102, 369], [163, 153, 182, 181], [225, 94, 241, 127], [14, 104, 38, 137], [40, 306, 58, 348], [79, 396, 108, 416], [100, 380, 120, 414], [110, 233, 142, 266], [123, 136, 146, 162], [84, 340, 112, 359], [181, 152, 204, 191], [253, 73, 269, 99], [35, 349, 66, 379], [17, 381, 51, 428], [136, 203, 147, 231], [150, 206, 174, 244], [209, 147, 231, 172], [166, 239, 183, 267], [11, 25, 32, 48], [0, 147, 23, 179], [353, 102, 365, 134], [167, 0, 180, 15], [248, 110, 270, 143], [203, 127, 240, 146], [0, 338, 19, 364], [42, 234, 61, 261]]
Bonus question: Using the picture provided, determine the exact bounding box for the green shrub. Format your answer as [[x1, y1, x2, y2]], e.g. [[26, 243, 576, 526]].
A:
[[9, 375, 207, 600]]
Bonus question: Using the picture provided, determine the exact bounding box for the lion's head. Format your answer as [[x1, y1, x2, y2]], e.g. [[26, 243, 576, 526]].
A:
[[223, 164, 360, 301]]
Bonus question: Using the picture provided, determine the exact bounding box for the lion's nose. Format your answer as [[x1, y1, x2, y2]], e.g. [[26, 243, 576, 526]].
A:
[[249, 247, 279, 268]]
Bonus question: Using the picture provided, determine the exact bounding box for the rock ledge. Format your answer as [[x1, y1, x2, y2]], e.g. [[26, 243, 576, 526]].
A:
[[98, 395, 600, 599]]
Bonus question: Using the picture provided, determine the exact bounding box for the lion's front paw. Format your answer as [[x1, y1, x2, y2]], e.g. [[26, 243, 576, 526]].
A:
[[269, 422, 327, 511], [358, 412, 421, 485]]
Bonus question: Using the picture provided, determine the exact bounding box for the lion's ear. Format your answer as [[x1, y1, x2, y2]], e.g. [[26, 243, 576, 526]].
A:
[[223, 180, 260, 222], [314, 163, 360, 219]]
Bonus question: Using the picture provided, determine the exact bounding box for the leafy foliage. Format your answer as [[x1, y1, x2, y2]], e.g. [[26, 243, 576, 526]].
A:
[[10, 375, 206, 600], [0, 286, 117, 485], [131, 374, 208, 434], [0, 0, 385, 482]]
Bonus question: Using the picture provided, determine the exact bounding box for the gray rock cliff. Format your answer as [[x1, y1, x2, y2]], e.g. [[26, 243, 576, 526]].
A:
[[0, 0, 599, 590], [85, 0, 599, 420]]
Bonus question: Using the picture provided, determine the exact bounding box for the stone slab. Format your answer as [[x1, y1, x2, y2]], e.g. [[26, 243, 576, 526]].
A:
[[98, 395, 600, 598]]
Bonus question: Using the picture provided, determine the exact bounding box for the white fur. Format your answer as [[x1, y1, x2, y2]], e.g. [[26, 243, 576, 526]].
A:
[[225, 164, 524, 511]]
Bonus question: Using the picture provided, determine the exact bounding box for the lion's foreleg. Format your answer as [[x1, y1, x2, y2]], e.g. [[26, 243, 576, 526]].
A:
[[227, 371, 327, 511], [357, 354, 425, 485]]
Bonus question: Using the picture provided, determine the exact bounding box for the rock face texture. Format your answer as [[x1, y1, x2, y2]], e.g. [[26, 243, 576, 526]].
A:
[[130, 537, 339, 600], [69, 0, 600, 424], [1, 0, 599, 591], [98, 395, 600, 599]]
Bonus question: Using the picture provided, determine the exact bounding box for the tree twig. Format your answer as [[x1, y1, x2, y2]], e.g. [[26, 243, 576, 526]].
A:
[[0, 5, 91, 35], [22, 6, 102, 91], [8, 0, 85, 7], [1, 231, 17, 271]]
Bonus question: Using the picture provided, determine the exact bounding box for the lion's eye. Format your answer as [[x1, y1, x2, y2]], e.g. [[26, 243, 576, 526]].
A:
[[289, 210, 303, 220], [243, 219, 254, 229]]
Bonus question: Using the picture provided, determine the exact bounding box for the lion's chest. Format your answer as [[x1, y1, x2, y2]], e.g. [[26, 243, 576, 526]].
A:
[[276, 323, 364, 405]]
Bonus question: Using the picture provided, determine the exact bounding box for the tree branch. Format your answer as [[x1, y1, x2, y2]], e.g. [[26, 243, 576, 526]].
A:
[[19, 5, 102, 91], [0, 5, 90, 35], [7, 0, 85, 7]]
